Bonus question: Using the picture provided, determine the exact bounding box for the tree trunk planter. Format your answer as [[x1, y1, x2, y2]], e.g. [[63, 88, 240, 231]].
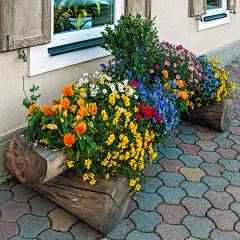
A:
[[181, 98, 233, 132]]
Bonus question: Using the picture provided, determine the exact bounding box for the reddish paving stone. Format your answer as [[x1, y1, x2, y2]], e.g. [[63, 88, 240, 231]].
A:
[[215, 148, 238, 160], [181, 197, 211, 217], [11, 183, 38, 202], [198, 151, 221, 164], [173, 129, 181, 137], [204, 191, 234, 210], [0, 200, 30, 222], [207, 208, 238, 231], [156, 203, 188, 224], [158, 158, 184, 173], [233, 99, 240, 104], [0, 220, 19, 240], [192, 123, 211, 132], [232, 144, 240, 153], [124, 200, 137, 217], [229, 127, 240, 135], [178, 144, 201, 156], [210, 229, 240, 240], [226, 185, 240, 202]]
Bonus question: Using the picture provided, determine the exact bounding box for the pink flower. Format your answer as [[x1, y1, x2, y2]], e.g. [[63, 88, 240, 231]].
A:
[[164, 58, 169, 62], [155, 64, 160, 69], [165, 61, 170, 67], [150, 69, 154, 73], [176, 74, 181, 80], [174, 69, 177, 73]]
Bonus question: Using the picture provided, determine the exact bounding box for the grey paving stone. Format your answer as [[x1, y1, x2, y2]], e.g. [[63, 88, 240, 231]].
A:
[[11, 184, 38, 202], [210, 229, 240, 240], [126, 230, 161, 240], [0, 181, 16, 191], [182, 216, 215, 239], [177, 125, 197, 134], [180, 181, 209, 198], [29, 195, 58, 216], [151, 152, 164, 163], [164, 137, 182, 147], [199, 163, 225, 177], [230, 202, 240, 218], [141, 178, 163, 193], [107, 219, 135, 239], [213, 138, 235, 148], [222, 171, 240, 187], [129, 210, 162, 232], [202, 176, 230, 192], [179, 155, 203, 168], [197, 151, 221, 163], [229, 135, 240, 144], [17, 214, 50, 239], [0, 220, 19, 240], [210, 130, 230, 139], [179, 120, 193, 126], [177, 134, 199, 144], [219, 159, 240, 172], [38, 229, 73, 240], [159, 147, 183, 160], [230, 119, 240, 127], [235, 221, 240, 233], [143, 163, 163, 177], [196, 140, 218, 151], [135, 192, 163, 211], [158, 172, 185, 187], [9, 236, 36, 240], [237, 155, 240, 161], [157, 186, 187, 204], [70, 222, 103, 240], [0, 191, 12, 204]]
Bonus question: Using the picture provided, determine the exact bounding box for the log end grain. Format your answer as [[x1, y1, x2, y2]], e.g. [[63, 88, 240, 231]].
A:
[[221, 98, 233, 132]]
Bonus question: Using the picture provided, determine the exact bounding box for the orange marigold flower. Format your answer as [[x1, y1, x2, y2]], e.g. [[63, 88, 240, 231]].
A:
[[80, 92, 87, 98], [62, 85, 74, 97], [70, 105, 77, 113], [50, 108, 57, 115], [78, 106, 88, 117], [28, 103, 38, 113], [163, 83, 170, 90], [88, 102, 97, 115], [177, 80, 184, 88], [178, 91, 189, 100], [74, 122, 87, 135], [63, 133, 76, 147], [52, 98, 58, 105], [41, 105, 51, 115], [185, 99, 190, 106], [60, 98, 70, 109], [77, 98, 85, 107], [162, 70, 168, 79]]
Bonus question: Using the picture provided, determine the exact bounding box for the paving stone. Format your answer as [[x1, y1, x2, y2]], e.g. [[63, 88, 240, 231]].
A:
[[164, 137, 182, 147], [9, 236, 36, 240], [210, 229, 240, 240], [173, 129, 182, 137], [158, 159, 184, 173], [230, 63, 240, 68], [202, 176, 229, 192], [200, 163, 225, 177], [179, 167, 206, 182], [207, 208, 238, 231], [182, 216, 215, 239], [230, 119, 240, 126], [196, 140, 218, 151], [192, 123, 211, 132], [219, 159, 240, 172], [186, 238, 200, 240], [232, 144, 240, 153], [158, 172, 185, 187], [0, 190, 12, 204], [124, 200, 137, 218], [157, 186, 187, 204], [107, 219, 135, 239], [155, 222, 190, 240], [152, 152, 164, 163], [48, 208, 79, 231], [29, 195, 58, 216], [222, 171, 240, 186], [179, 155, 203, 168], [11, 184, 38, 202], [235, 221, 240, 233], [204, 191, 234, 210], [70, 222, 103, 240], [0, 220, 19, 240], [229, 127, 240, 135], [135, 192, 163, 211], [226, 185, 240, 202], [159, 147, 183, 159], [178, 134, 199, 144], [210, 130, 230, 138], [178, 144, 201, 156], [234, 110, 240, 116], [180, 181, 209, 198], [237, 155, 240, 161], [181, 197, 211, 217], [179, 120, 193, 126], [177, 125, 197, 134], [232, 112, 238, 119], [230, 202, 240, 218], [38, 229, 73, 240], [17, 214, 50, 238], [215, 148, 238, 160], [194, 131, 215, 141], [143, 163, 163, 177], [141, 178, 163, 193], [156, 203, 188, 224], [0, 181, 16, 191], [126, 230, 161, 240], [129, 209, 162, 232], [197, 151, 221, 163], [233, 105, 240, 111], [229, 135, 240, 144], [0, 200, 30, 222], [213, 138, 235, 148]]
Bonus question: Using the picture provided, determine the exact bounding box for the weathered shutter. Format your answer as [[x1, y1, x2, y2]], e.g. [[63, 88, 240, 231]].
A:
[[0, 0, 51, 52], [227, 0, 236, 10], [189, 0, 207, 17], [125, 0, 151, 19]]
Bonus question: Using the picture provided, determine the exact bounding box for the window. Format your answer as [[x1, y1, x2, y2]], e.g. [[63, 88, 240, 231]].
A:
[[198, 0, 230, 31], [29, 0, 124, 76]]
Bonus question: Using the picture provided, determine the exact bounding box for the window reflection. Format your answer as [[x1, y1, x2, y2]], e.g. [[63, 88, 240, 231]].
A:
[[207, 0, 221, 10]]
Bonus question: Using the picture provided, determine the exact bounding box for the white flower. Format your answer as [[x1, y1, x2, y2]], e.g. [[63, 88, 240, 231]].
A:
[[78, 78, 84, 83], [110, 85, 115, 90], [128, 88, 134, 95], [126, 117, 130, 122], [90, 84, 95, 89], [77, 82, 82, 87], [93, 74, 96, 78], [134, 95, 138, 99], [112, 89, 118, 94], [90, 91, 97, 97], [103, 74, 107, 78], [107, 76, 112, 81], [119, 107, 124, 113], [123, 79, 128, 85], [102, 89, 107, 94], [84, 79, 89, 84], [83, 73, 88, 77], [95, 71, 99, 75], [95, 85, 100, 90], [119, 87, 124, 93], [118, 83, 124, 89]]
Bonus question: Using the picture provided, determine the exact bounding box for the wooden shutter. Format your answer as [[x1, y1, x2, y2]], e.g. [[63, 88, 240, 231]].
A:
[[227, 0, 236, 10], [125, 0, 151, 19], [189, 0, 207, 17], [0, 0, 51, 52]]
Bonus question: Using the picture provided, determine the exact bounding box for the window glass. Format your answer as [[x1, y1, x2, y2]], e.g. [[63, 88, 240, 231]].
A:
[[207, 0, 222, 10], [54, 0, 114, 34]]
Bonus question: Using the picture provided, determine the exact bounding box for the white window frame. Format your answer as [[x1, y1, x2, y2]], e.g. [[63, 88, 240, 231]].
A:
[[198, 0, 230, 31], [29, 0, 124, 76]]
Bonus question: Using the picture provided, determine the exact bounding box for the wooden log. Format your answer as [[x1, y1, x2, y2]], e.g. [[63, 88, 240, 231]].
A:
[[5, 130, 69, 187], [181, 98, 233, 132], [33, 170, 131, 234]]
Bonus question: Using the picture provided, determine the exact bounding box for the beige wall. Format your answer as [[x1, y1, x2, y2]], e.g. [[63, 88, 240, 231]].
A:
[[152, 0, 240, 56]]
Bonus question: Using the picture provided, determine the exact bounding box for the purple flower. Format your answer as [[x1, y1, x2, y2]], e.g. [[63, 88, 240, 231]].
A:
[[155, 64, 160, 69]]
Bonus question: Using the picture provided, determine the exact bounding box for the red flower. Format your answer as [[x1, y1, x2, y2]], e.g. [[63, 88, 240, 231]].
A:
[[136, 112, 142, 120], [156, 114, 162, 122], [132, 81, 138, 87]]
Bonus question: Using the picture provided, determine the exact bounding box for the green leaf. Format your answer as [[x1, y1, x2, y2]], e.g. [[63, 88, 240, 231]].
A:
[[67, 148, 75, 157], [87, 145, 92, 155]]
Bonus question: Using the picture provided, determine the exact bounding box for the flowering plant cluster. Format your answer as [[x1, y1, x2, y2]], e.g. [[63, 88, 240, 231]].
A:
[[23, 73, 157, 193]]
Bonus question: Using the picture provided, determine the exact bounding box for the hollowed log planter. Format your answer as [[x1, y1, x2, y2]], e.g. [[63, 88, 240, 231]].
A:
[[181, 98, 233, 132]]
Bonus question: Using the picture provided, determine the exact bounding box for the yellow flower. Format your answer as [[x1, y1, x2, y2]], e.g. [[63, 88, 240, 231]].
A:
[[42, 125, 47, 130], [90, 179, 96, 185], [129, 179, 136, 187], [67, 160, 74, 168], [134, 106, 139, 113], [63, 109, 68, 118], [80, 88, 86, 93], [135, 184, 141, 191], [88, 173, 95, 179], [82, 173, 89, 180], [85, 158, 92, 169], [105, 173, 110, 179]]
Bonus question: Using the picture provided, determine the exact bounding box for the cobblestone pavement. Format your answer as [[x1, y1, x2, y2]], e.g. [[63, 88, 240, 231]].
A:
[[1, 59, 240, 240]]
